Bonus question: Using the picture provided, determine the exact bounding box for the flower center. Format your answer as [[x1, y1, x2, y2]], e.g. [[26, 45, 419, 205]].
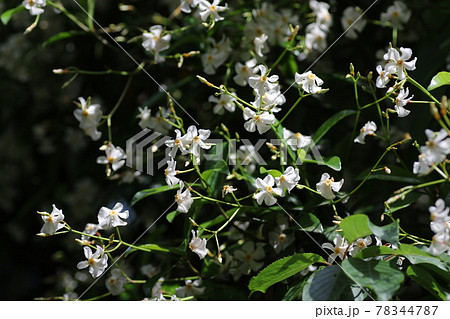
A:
[[333, 247, 342, 254], [279, 234, 286, 242], [88, 258, 95, 266], [325, 178, 334, 186], [107, 156, 115, 163], [308, 74, 315, 80], [245, 253, 253, 261], [266, 186, 273, 193], [254, 115, 261, 123], [396, 59, 404, 66]]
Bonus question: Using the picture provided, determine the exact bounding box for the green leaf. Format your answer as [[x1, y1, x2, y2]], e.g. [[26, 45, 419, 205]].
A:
[[354, 244, 448, 272], [369, 219, 399, 246], [296, 213, 323, 233], [324, 156, 342, 171], [248, 253, 327, 293], [341, 258, 404, 301], [313, 110, 357, 144], [259, 167, 282, 177], [354, 245, 397, 259], [396, 244, 448, 271], [302, 265, 351, 300], [202, 158, 229, 197], [406, 264, 449, 300], [131, 184, 180, 205], [125, 243, 185, 256], [166, 210, 184, 223], [339, 214, 372, 243], [427, 71, 450, 91], [282, 274, 311, 301], [384, 192, 422, 214], [41, 30, 84, 48], [1, 5, 25, 25]]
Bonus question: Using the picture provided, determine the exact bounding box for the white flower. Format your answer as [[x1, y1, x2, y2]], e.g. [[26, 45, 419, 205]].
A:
[[375, 65, 391, 89], [184, 125, 212, 158], [248, 65, 279, 95], [233, 241, 265, 276], [142, 25, 171, 63], [81, 223, 103, 241], [222, 185, 237, 197], [165, 129, 190, 158], [233, 58, 257, 86], [283, 128, 312, 150], [175, 181, 194, 213], [394, 87, 413, 117], [243, 107, 275, 134], [180, 0, 201, 13], [38, 204, 65, 235], [254, 33, 268, 57], [198, 0, 228, 22], [201, 36, 232, 75], [295, 71, 324, 93], [429, 199, 450, 223], [254, 174, 283, 206], [354, 121, 377, 144], [413, 153, 433, 176], [420, 129, 450, 165], [275, 166, 300, 194], [209, 94, 235, 115], [105, 269, 127, 296], [175, 279, 205, 297], [164, 158, 180, 186], [73, 97, 102, 141], [380, 1, 411, 30], [341, 6, 366, 39], [268, 224, 295, 253], [98, 202, 129, 228], [309, 0, 332, 30], [321, 235, 349, 263], [429, 199, 450, 234], [137, 106, 172, 134], [23, 0, 46, 16], [96, 144, 127, 171], [77, 245, 108, 278], [256, 89, 286, 111], [141, 264, 159, 278], [316, 173, 344, 200], [349, 236, 372, 257], [189, 230, 208, 259], [429, 231, 450, 256], [384, 47, 417, 80], [305, 23, 327, 52]]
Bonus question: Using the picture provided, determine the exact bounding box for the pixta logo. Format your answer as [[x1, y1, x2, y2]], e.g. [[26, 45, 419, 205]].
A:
[[126, 129, 326, 176]]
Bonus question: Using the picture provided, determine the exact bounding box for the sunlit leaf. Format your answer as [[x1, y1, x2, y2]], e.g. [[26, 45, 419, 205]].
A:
[[427, 71, 450, 91], [249, 253, 326, 294], [342, 258, 403, 301]]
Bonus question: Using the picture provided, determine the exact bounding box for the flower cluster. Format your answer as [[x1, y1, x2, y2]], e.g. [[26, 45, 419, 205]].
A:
[[428, 199, 450, 256], [413, 129, 450, 175]]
